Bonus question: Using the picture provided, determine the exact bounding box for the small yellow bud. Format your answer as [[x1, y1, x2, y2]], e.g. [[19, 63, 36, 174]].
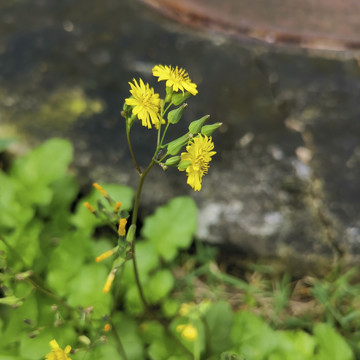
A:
[[104, 323, 111, 332], [103, 271, 116, 293], [118, 218, 127, 236], [93, 182, 108, 197], [176, 324, 198, 341], [95, 248, 117, 262], [83, 201, 95, 213], [113, 201, 122, 212]]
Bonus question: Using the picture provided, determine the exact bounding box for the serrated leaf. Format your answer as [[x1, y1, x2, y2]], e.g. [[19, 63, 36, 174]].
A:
[[141, 196, 197, 262]]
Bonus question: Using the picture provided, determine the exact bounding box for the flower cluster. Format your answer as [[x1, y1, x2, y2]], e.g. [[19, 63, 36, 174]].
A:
[[83, 182, 129, 293], [123, 64, 221, 191]]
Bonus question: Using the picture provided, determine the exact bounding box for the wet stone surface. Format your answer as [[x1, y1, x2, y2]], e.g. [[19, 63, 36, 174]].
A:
[[1, 0, 360, 275]]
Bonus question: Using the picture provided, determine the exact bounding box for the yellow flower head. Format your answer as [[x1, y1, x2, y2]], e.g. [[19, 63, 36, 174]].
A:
[[178, 135, 216, 191], [176, 324, 198, 341], [152, 65, 198, 96], [104, 323, 111, 332], [125, 78, 162, 129], [45, 339, 71, 360]]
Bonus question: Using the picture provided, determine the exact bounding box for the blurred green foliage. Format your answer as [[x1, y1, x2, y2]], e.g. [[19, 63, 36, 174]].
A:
[[0, 139, 357, 359]]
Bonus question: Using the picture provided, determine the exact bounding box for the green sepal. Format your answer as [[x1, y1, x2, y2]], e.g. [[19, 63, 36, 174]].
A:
[[172, 91, 191, 106], [126, 224, 136, 243], [164, 156, 180, 166], [188, 115, 209, 134], [201, 122, 223, 136], [123, 101, 131, 112], [165, 86, 174, 103], [166, 134, 190, 156], [178, 160, 192, 170], [168, 103, 188, 124]]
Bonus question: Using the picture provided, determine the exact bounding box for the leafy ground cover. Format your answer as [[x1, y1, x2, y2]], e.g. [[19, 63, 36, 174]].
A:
[[0, 138, 359, 359]]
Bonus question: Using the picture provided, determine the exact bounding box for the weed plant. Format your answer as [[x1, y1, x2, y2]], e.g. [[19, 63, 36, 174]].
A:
[[0, 66, 358, 359]]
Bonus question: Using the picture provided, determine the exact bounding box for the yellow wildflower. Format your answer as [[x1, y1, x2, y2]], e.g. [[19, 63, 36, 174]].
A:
[[125, 78, 162, 129], [83, 201, 95, 213], [113, 201, 122, 212], [95, 248, 117, 262], [178, 135, 216, 191], [92, 182, 108, 197], [104, 323, 111, 332], [118, 218, 127, 236], [152, 65, 198, 96], [45, 339, 71, 360], [176, 324, 198, 341]]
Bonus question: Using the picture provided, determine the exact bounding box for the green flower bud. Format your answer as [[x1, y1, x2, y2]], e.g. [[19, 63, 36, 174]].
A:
[[166, 133, 190, 155], [126, 224, 136, 243], [168, 103, 188, 124], [172, 91, 191, 106], [164, 156, 180, 166], [188, 115, 210, 134], [201, 122, 223, 136]]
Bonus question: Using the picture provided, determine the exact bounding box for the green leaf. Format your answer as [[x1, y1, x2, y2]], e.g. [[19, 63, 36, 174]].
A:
[[146, 269, 174, 303], [204, 301, 234, 355], [0, 171, 33, 232], [67, 263, 113, 317], [231, 311, 279, 358], [122, 241, 159, 283], [3, 220, 43, 269], [314, 323, 354, 360], [11, 138, 73, 186], [19, 325, 76, 360], [46, 231, 91, 296], [111, 312, 145, 360], [141, 196, 198, 262]]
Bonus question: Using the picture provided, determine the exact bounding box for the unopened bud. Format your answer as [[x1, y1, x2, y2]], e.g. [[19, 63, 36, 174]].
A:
[[166, 134, 190, 156], [188, 115, 209, 134], [164, 156, 180, 166], [201, 122, 223, 136], [126, 224, 136, 243], [168, 103, 187, 124]]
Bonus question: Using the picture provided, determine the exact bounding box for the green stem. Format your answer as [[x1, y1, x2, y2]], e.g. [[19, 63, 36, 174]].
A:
[[110, 321, 128, 360], [126, 123, 142, 175], [130, 160, 155, 310], [0, 235, 76, 312]]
